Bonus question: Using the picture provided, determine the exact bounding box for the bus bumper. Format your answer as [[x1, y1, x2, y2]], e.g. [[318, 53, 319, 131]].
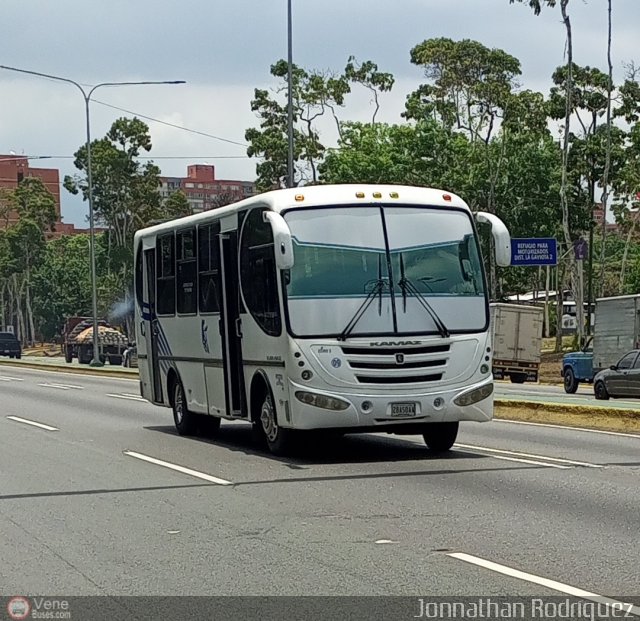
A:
[[286, 378, 494, 430]]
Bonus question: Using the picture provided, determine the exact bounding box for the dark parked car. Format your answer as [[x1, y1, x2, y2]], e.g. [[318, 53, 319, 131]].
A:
[[593, 349, 640, 400], [0, 332, 21, 359]]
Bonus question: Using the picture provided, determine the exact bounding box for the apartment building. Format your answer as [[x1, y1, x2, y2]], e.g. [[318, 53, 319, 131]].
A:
[[0, 154, 62, 226], [159, 164, 256, 213]]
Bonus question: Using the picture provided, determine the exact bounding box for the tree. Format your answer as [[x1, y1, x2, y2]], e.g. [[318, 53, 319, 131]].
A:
[[405, 38, 521, 143], [246, 57, 393, 190], [0, 176, 57, 343], [511, 0, 585, 347], [64, 117, 164, 327], [30, 234, 94, 340], [163, 190, 192, 220]]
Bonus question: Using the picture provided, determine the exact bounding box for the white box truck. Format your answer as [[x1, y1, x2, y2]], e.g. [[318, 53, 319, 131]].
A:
[[490, 303, 544, 383]]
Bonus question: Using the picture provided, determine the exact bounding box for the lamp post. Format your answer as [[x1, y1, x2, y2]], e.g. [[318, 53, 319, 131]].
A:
[[0, 65, 184, 366], [286, 0, 294, 189]]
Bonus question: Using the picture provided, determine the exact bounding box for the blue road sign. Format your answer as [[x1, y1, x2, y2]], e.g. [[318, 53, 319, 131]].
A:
[[510, 238, 557, 266]]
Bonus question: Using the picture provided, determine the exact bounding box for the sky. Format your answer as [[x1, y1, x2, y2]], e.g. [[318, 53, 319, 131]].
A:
[[0, 0, 638, 226]]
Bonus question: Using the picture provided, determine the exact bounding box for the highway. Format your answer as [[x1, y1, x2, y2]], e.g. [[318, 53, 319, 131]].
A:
[[1, 365, 639, 612]]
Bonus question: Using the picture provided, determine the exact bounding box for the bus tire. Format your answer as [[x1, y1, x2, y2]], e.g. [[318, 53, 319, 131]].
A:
[[423, 422, 459, 453], [172, 378, 198, 436], [258, 389, 295, 456]]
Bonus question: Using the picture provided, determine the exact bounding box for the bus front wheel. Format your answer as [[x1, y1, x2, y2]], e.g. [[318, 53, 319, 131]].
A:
[[258, 391, 295, 456], [423, 422, 459, 453], [172, 379, 198, 436]]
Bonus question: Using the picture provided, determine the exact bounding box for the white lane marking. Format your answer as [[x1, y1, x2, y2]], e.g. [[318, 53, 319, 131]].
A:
[[495, 418, 640, 439], [448, 552, 640, 617], [454, 448, 570, 469], [7, 416, 58, 431], [0, 375, 24, 381], [107, 393, 147, 402], [455, 443, 603, 468], [124, 451, 232, 486], [38, 382, 83, 390]]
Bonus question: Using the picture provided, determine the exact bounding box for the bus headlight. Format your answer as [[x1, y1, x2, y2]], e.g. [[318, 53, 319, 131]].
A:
[[295, 391, 350, 411], [453, 383, 493, 406]]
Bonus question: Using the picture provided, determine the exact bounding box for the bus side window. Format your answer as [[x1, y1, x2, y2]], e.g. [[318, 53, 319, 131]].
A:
[[135, 242, 143, 309], [177, 228, 197, 315], [198, 222, 221, 313], [239, 209, 282, 336], [157, 233, 176, 316]]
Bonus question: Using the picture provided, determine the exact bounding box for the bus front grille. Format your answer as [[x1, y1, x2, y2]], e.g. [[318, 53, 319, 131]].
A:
[[339, 343, 450, 385]]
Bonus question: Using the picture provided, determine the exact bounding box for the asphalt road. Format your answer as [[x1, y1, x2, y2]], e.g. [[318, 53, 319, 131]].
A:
[[1, 366, 639, 613]]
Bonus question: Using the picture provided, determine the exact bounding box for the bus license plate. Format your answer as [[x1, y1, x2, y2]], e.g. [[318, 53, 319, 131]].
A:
[[390, 403, 416, 417]]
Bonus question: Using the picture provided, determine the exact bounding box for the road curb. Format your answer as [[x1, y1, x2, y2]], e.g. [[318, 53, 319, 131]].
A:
[[495, 398, 640, 434], [0, 359, 139, 379]]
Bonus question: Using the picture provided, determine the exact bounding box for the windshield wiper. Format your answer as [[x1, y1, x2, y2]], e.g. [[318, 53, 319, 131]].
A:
[[398, 253, 450, 338], [338, 255, 386, 341]]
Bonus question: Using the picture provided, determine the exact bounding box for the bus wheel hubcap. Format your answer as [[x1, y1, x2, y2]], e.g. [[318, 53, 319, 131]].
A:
[[175, 388, 183, 423], [261, 398, 278, 442]]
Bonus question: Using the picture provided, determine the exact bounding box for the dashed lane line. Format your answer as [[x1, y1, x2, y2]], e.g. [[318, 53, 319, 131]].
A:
[[38, 382, 84, 390], [6, 416, 58, 431], [448, 552, 640, 617], [455, 443, 603, 468], [123, 450, 233, 486], [106, 393, 147, 402]]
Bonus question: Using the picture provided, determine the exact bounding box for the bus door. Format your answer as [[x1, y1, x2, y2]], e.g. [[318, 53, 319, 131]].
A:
[[219, 231, 246, 416], [143, 248, 162, 403]]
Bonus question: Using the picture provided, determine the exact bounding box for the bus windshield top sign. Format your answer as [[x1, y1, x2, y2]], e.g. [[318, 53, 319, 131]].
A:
[[510, 238, 557, 266]]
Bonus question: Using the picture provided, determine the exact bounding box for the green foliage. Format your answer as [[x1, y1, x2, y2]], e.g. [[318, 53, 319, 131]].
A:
[[30, 234, 94, 339], [245, 56, 395, 190], [163, 190, 192, 220]]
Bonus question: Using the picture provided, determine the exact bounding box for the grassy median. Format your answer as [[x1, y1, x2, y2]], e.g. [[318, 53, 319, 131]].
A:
[[495, 399, 640, 435]]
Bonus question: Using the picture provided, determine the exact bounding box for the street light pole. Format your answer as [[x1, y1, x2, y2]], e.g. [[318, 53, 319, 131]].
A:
[[286, 0, 294, 189], [0, 65, 184, 366]]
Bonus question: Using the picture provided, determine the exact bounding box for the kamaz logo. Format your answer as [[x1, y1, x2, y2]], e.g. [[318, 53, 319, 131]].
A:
[[371, 340, 420, 346]]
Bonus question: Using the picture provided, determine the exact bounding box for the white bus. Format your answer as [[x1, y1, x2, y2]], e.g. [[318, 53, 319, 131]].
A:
[[134, 184, 511, 455]]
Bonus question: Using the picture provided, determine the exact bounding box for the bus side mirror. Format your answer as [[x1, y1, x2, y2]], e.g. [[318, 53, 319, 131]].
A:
[[475, 212, 511, 267], [263, 211, 295, 270]]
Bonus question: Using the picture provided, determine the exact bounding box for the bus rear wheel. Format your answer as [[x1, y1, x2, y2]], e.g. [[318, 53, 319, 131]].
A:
[[259, 391, 295, 456], [423, 422, 459, 453], [172, 379, 198, 436]]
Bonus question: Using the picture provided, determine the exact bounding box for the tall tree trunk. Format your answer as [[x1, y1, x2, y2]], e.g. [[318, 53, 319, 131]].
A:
[[555, 261, 566, 353], [559, 0, 585, 347], [619, 210, 640, 292], [14, 274, 25, 343], [598, 0, 614, 297]]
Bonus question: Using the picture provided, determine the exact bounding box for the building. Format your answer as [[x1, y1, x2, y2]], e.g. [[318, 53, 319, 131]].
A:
[[592, 203, 619, 234], [0, 154, 62, 227], [159, 164, 256, 213]]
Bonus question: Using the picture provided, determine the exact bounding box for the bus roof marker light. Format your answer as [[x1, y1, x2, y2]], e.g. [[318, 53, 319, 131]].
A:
[[355, 192, 365, 199], [389, 192, 399, 199], [294, 194, 305, 202], [443, 193, 452, 202], [373, 192, 382, 199]]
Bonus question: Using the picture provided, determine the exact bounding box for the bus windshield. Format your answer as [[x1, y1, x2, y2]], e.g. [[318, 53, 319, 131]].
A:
[[283, 205, 487, 338]]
